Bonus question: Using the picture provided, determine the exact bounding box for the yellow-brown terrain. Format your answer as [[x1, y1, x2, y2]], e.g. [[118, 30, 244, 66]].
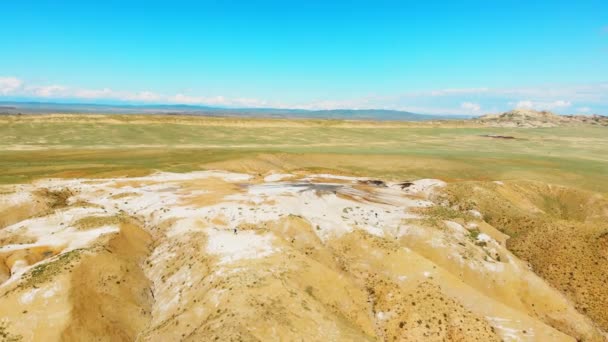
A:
[[0, 170, 606, 341], [1, 113, 607, 341]]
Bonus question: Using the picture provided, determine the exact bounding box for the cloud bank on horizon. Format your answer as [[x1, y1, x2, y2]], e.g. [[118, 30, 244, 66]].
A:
[[1, 76, 606, 115]]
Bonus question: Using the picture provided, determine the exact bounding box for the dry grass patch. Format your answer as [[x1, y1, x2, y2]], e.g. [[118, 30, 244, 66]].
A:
[[440, 180, 608, 331]]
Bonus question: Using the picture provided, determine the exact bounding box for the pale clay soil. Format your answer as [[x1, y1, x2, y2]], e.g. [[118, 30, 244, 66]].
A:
[[0, 170, 606, 341]]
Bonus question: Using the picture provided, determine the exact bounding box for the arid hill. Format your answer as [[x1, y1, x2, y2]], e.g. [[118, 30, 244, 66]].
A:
[[478, 109, 608, 127], [1, 171, 606, 341]]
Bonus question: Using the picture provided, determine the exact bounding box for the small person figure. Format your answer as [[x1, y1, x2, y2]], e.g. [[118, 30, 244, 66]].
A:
[[233, 227, 238, 235]]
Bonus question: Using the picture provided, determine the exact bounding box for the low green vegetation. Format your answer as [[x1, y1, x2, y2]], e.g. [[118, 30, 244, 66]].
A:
[[18, 249, 83, 290], [74, 214, 129, 230], [416, 205, 471, 227], [1, 114, 607, 192]]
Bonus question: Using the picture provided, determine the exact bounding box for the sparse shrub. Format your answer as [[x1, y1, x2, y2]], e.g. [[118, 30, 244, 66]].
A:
[[19, 249, 83, 289]]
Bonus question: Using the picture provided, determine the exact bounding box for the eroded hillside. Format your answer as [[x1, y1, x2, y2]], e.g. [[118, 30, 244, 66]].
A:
[[0, 171, 606, 341], [477, 109, 608, 127], [439, 181, 608, 332]]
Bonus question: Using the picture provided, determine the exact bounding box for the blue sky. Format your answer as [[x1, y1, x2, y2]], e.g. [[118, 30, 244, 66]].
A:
[[1, 0, 607, 114]]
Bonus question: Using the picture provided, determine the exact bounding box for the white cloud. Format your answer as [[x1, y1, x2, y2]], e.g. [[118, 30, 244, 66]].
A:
[[460, 102, 481, 112], [1, 75, 606, 115], [121, 91, 162, 102], [27, 85, 68, 97], [167, 94, 271, 108], [73, 88, 114, 99], [201, 96, 227, 106], [168, 93, 206, 104], [393, 105, 477, 115], [515, 100, 571, 110], [295, 99, 369, 110], [0, 76, 23, 94], [232, 97, 270, 108], [400, 84, 607, 103], [577, 106, 591, 113], [515, 100, 534, 108]]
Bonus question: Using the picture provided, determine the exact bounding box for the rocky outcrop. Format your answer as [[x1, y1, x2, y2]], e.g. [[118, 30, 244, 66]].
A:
[[478, 109, 608, 127]]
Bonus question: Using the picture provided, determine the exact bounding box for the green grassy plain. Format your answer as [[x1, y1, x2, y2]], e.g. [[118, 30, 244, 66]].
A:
[[1, 114, 607, 192]]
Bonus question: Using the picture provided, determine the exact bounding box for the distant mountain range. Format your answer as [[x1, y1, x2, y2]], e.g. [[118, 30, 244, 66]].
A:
[[0, 101, 472, 121]]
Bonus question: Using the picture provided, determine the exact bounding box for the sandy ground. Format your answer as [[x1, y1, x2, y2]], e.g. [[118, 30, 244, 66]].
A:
[[0, 170, 606, 341]]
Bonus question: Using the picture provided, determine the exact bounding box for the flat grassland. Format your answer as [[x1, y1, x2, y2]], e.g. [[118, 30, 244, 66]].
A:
[[1, 114, 607, 192]]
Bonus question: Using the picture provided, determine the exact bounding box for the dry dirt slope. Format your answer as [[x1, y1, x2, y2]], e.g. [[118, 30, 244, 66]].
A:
[[440, 181, 608, 333], [0, 171, 606, 341]]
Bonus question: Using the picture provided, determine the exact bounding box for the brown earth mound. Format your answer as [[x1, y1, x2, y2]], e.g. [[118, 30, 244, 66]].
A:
[[478, 109, 608, 127], [439, 180, 608, 332]]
